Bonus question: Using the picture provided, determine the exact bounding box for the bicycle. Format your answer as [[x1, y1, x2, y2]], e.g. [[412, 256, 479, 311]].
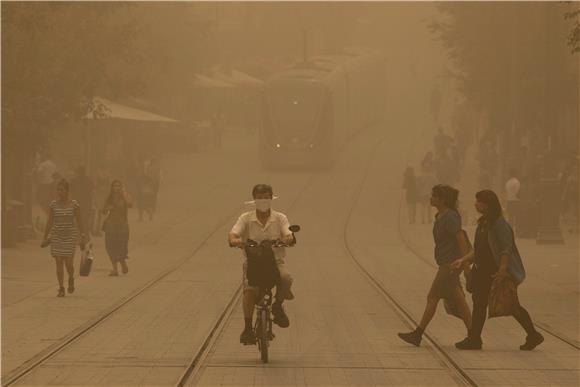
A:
[[231, 225, 299, 363]]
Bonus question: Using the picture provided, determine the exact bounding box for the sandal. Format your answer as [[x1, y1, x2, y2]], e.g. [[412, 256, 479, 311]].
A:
[[67, 278, 75, 294], [57, 287, 65, 297]]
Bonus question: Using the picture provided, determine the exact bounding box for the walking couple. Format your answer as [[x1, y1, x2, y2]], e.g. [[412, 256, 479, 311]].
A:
[[398, 185, 544, 351]]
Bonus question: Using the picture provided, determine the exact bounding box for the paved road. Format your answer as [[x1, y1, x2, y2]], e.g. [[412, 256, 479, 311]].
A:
[[3, 86, 578, 386]]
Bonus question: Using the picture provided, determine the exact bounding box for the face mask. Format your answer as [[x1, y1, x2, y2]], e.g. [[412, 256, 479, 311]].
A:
[[254, 199, 272, 212]]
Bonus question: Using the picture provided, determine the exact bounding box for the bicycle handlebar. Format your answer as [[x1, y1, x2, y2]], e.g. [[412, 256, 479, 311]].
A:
[[229, 239, 295, 249]]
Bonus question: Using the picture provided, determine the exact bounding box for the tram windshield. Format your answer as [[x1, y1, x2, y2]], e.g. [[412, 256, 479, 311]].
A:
[[267, 84, 325, 144]]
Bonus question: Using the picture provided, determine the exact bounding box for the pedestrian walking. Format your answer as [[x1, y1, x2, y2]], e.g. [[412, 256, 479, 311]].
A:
[[434, 127, 452, 159], [452, 190, 544, 350], [93, 165, 110, 236], [416, 170, 437, 224], [504, 169, 521, 227], [41, 179, 85, 297], [124, 155, 141, 204], [435, 151, 459, 186], [148, 158, 162, 215], [478, 141, 498, 189], [102, 180, 132, 276], [402, 167, 417, 224], [71, 166, 94, 238], [136, 168, 155, 221], [561, 165, 578, 234], [35, 151, 57, 215], [515, 175, 537, 238], [398, 184, 472, 346], [421, 151, 435, 174]]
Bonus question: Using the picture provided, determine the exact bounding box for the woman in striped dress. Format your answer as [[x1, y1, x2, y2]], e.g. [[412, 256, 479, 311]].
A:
[[42, 179, 85, 297]]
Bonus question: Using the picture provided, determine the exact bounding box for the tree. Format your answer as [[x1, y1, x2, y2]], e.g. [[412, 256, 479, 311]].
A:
[[1, 2, 147, 230], [2, 3, 141, 157], [564, 2, 580, 53], [430, 2, 578, 175]]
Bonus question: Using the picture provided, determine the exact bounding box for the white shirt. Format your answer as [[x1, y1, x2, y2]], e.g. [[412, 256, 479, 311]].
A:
[[37, 160, 57, 185], [230, 209, 292, 261], [505, 177, 521, 201]]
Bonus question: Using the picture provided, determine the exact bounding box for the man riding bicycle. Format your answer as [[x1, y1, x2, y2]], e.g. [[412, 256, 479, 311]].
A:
[[228, 184, 295, 345]]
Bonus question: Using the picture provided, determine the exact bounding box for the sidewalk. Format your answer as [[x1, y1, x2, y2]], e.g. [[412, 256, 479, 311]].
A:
[[399, 137, 580, 345], [400, 220, 580, 345], [346, 131, 579, 386], [1, 128, 266, 377]]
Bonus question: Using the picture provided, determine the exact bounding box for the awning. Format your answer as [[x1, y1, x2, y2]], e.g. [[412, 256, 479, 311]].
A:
[[211, 68, 264, 87], [84, 97, 177, 123], [192, 74, 236, 89]]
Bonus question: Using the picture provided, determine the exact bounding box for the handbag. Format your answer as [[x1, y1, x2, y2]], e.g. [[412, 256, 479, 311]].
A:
[[443, 267, 465, 320], [488, 275, 520, 318], [79, 243, 94, 277]]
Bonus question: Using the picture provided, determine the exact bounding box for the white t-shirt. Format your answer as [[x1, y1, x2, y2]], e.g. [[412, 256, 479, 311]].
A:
[[505, 177, 521, 201], [230, 209, 292, 262], [37, 160, 57, 185]]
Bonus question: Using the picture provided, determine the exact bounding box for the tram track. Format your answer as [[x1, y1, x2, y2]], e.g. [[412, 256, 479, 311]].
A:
[[2, 205, 247, 387], [341, 129, 577, 387], [172, 129, 575, 387], [20, 130, 570, 386], [175, 172, 320, 386], [3, 171, 318, 386], [6, 152, 360, 387], [179, 131, 482, 387]]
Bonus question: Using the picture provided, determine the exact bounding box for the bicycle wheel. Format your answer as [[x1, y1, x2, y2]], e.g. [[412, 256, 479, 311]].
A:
[[259, 309, 269, 363]]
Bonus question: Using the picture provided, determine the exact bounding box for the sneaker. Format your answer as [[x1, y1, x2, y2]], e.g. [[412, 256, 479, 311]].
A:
[[455, 336, 482, 350], [520, 332, 544, 351], [397, 330, 422, 347], [272, 303, 290, 328], [240, 327, 255, 345]]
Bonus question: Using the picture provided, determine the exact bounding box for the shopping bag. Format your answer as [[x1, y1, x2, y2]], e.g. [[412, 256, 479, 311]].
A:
[[459, 229, 474, 293], [79, 244, 94, 277], [488, 276, 520, 318], [443, 283, 465, 319]]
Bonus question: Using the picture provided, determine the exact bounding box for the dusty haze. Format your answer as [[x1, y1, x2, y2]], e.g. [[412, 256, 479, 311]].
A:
[[1, 2, 579, 386]]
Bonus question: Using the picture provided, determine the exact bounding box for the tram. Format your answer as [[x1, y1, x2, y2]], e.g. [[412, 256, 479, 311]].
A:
[[259, 49, 385, 168]]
